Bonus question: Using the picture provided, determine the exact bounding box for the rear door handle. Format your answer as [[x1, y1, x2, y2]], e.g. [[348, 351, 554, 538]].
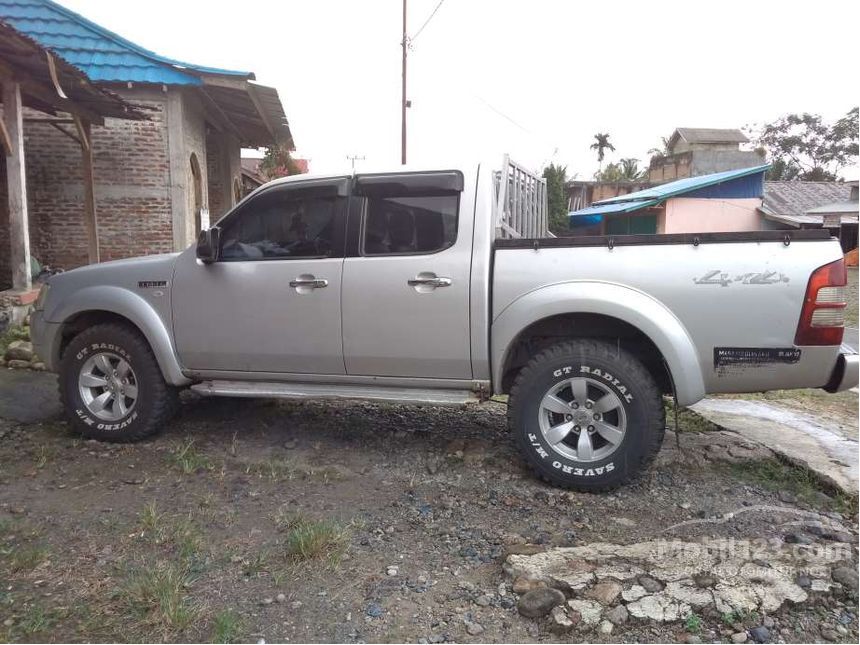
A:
[[408, 275, 452, 288]]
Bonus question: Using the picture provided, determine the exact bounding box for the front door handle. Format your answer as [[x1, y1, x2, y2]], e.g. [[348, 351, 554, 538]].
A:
[[290, 275, 328, 289], [408, 273, 452, 289]]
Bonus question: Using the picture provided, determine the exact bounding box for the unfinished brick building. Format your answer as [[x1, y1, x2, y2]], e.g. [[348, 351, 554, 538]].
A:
[[1, 0, 291, 292]]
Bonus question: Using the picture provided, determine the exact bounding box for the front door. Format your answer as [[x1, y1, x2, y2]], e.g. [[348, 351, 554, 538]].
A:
[[341, 171, 473, 379], [172, 178, 349, 374]]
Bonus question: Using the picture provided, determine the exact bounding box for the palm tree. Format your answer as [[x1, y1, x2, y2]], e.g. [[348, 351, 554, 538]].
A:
[[647, 136, 671, 160], [619, 158, 646, 182], [590, 133, 616, 174]]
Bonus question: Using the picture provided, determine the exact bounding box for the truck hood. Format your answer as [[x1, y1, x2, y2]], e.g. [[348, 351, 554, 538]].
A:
[[48, 252, 181, 290]]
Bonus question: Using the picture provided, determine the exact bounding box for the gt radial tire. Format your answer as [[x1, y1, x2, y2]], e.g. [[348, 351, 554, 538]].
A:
[[59, 323, 178, 442], [508, 339, 664, 491]]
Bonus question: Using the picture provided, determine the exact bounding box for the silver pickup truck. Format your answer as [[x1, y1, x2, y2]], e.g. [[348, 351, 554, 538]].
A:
[[30, 159, 858, 490]]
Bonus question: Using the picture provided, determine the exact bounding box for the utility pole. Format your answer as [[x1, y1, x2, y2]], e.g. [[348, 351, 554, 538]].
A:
[[401, 0, 407, 165], [347, 154, 365, 171]]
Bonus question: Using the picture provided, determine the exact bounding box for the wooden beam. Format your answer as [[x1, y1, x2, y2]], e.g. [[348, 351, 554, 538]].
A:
[[0, 116, 11, 156], [80, 119, 99, 264], [2, 81, 32, 290], [246, 84, 276, 141], [198, 87, 244, 141]]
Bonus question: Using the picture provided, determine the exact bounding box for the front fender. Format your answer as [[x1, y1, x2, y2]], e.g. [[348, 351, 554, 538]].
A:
[[491, 281, 705, 405], [46, 286, 191, 386]]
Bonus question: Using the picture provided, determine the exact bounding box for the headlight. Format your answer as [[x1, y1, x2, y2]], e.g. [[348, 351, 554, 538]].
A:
[[33, 283, 50, 311]]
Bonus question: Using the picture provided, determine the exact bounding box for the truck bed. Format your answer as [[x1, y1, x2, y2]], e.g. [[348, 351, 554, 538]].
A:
[[491, 229, 844, 401]]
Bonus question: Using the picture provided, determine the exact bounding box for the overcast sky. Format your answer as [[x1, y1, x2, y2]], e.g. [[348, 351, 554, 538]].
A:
[[62, 0, 859, 178]]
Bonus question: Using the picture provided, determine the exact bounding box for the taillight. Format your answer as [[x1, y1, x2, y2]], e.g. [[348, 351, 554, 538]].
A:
[[795, 259, 847, 346]]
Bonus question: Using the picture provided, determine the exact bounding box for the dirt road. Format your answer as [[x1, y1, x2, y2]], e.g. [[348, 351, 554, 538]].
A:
[[1, 391, 857, 643]]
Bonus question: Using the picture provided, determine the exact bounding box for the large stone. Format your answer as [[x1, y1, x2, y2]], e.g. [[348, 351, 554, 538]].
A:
[[4, 340, 33, 362], [512, 577, 544, 594], [506, 538, 843, 622], [548, 606, 576, 633], [585, 581, 622, 605], [516, 587, 565, 618], [604, 604, 629, 625], [566, 599, 602, 626], [749, 626, 770, 643], [831, 566, 858, 590]]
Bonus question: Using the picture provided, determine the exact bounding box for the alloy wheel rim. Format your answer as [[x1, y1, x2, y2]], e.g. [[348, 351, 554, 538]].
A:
[[78, 352, 138, 421], [537, 376, 627, 463]]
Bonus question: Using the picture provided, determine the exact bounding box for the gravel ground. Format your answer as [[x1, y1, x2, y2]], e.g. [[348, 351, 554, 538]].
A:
[[0, 392, 857, 643]]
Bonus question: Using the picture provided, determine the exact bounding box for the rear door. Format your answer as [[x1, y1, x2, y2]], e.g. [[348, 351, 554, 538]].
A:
[[341, 171, 473, 379]]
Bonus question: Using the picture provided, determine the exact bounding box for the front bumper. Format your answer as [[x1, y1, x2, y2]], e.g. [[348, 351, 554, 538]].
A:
[[29, 310, 62, 373], [823, 346, 859, 393]]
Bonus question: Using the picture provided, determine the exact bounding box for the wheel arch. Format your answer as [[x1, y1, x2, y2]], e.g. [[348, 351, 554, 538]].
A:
[[51, 287, 190, 386], [492, 282, 705, 405]]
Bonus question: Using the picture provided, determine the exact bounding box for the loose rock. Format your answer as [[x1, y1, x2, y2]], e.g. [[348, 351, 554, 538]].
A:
[[549, 606, 576, 633], [585, 580, 622, 605], [831, 566, 858, 590], [637, 574, 665, 593], [731, 632, 748, 643], [599, 619, 614, 635], [749, 626, 770, 643], [5, 340, 33, 361], [604, 604, 628, 625], [517, 587, 565, 618], [512, 577, 543, 594]]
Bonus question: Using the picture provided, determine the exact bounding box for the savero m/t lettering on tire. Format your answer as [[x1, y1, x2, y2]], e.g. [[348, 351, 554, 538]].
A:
[[508, 339, 665, 491]]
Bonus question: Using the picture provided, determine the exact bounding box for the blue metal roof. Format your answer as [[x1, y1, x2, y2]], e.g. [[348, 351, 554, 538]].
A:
[[0, 0, 252, 85], [569, 199, 659, 219], [595, 164, 770, 205]]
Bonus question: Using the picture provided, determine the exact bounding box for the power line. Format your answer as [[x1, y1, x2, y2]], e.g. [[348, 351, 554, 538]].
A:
[[411, 0, 446, 41]]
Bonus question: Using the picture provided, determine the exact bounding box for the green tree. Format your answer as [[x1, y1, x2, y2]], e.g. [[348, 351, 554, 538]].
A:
[[595, 158, 645, 182], [647, 136, 671, 160], [590, 132, 615, 174], [542, 163, 569, 234], [258, 143, 303, 180], [750, 107, 858, 181]]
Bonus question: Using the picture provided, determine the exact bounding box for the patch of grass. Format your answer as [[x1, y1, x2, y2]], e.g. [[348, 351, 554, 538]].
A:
[[168, 439, 212, 474], [846, 267, 858, 327], [241, 551, 269, 578], [122, 560, 198, 635], [5, 544, 49, 572], [282, 516, 347, 565], [34, 444, 56, 469], [726, 458, 858, 516], [684, 613, 702, 633], [0, 325, 29, 357], [140, 501, 166, 542], [664, 401, 721, 433], [244, 458, 347, 483], [211, 609, 244, 644], [172, 515, 202, 561]]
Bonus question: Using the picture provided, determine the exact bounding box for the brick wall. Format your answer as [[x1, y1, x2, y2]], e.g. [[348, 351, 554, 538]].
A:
[[1, 91, 174, 287]]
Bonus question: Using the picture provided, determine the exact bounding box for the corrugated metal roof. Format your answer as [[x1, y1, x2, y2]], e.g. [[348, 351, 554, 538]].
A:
[[806, 201, 858, 215], [0, 18, 145, 120], [764, 181, 854, 218], [595, 165, 770, 205], [568, 199, 659, 219], [0, 0, 252, 84]]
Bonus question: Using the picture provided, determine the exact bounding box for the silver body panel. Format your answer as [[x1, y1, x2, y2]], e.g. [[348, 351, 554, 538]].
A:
[[491, 240, 846, 403], [171, 249, 345, 374], [30, 162, 857, 405]]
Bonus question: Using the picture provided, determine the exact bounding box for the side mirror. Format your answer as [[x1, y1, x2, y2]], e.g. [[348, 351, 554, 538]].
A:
[[196, 227, 221, 263]]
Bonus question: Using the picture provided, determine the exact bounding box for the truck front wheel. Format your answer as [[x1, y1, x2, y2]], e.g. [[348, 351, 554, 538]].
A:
[[59, 323, 178, 442], [508, 339, 664, 491]]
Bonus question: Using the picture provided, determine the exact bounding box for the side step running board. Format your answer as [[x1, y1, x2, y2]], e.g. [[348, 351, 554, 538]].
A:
[[190, 380, 482, 406]]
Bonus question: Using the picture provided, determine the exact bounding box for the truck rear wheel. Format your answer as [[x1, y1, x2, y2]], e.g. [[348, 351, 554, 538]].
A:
[[59, 323, 178, 442], [508, 339, 664, 491]]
